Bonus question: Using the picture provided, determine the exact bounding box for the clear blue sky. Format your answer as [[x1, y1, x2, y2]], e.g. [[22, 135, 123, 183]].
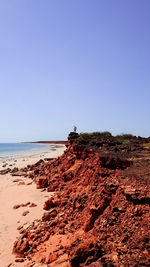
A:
[[0, 0, 150, 142]]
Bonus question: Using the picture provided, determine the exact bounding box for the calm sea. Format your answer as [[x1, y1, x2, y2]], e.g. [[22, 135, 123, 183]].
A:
[[0, 143, 52, 158]]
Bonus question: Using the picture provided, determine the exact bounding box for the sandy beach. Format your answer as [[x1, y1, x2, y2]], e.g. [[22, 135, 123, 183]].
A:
[[0, 144, 66, 267]]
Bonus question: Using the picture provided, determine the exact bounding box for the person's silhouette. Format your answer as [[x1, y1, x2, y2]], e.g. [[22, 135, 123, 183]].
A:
[[73, 126, 77, 132]]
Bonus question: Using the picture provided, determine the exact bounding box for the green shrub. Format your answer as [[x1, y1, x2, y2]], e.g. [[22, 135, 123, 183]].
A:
[[116, 133, 134, 139], [79, 133, 91, 138], [122, 139, 130, 145], [99, 131, 112, 137], [143, 142, 150, 147], [79, 131, 112, 138]]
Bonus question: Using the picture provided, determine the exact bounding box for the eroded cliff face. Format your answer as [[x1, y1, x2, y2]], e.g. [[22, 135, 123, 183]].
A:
[[13, 133, 150, 266]]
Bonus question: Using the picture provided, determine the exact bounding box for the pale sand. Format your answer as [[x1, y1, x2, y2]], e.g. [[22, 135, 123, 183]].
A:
[[0, 144, 66, 267]]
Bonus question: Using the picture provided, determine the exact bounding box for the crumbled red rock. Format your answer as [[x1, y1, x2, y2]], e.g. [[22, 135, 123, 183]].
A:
[[13, 204, 21, 209], [29, 203, 37, 208], [13, 133, 150, 266], [22, 211, 29, 216], [13, 202, 31, 209], [22, 202, 31, 207], [15, 258, 24, 262]]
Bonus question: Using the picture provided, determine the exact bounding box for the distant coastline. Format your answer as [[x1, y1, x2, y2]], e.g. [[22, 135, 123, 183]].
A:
[[22, 140, 67, 145]]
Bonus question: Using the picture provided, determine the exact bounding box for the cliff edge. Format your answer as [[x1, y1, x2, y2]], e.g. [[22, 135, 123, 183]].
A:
[[13, 132, 150, 266]]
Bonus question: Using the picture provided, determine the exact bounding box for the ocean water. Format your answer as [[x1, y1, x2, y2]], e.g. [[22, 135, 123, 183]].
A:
[[0, 143, 52, 158]]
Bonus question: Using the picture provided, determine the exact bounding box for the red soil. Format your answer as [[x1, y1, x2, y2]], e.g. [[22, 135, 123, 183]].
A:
[[13, 133, 150, 266]]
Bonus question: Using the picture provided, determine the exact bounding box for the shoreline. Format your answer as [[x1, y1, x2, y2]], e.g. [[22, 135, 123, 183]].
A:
[[0, 144, 66, 267], [22, 141, 67, 145], [0, 144, 66, 171], [0, 142, 65, 160]]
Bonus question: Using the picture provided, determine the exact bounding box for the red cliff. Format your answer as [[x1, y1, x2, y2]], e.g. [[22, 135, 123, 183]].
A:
[[13, 132, 150, 266]]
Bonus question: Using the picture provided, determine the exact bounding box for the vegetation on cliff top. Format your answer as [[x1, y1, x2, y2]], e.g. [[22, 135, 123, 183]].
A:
[[79, 131, 135, 139], [79, 131, 112, 138]]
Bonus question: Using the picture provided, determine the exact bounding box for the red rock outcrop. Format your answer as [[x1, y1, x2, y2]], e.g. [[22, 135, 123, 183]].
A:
[[13, 132, 150, 266]]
